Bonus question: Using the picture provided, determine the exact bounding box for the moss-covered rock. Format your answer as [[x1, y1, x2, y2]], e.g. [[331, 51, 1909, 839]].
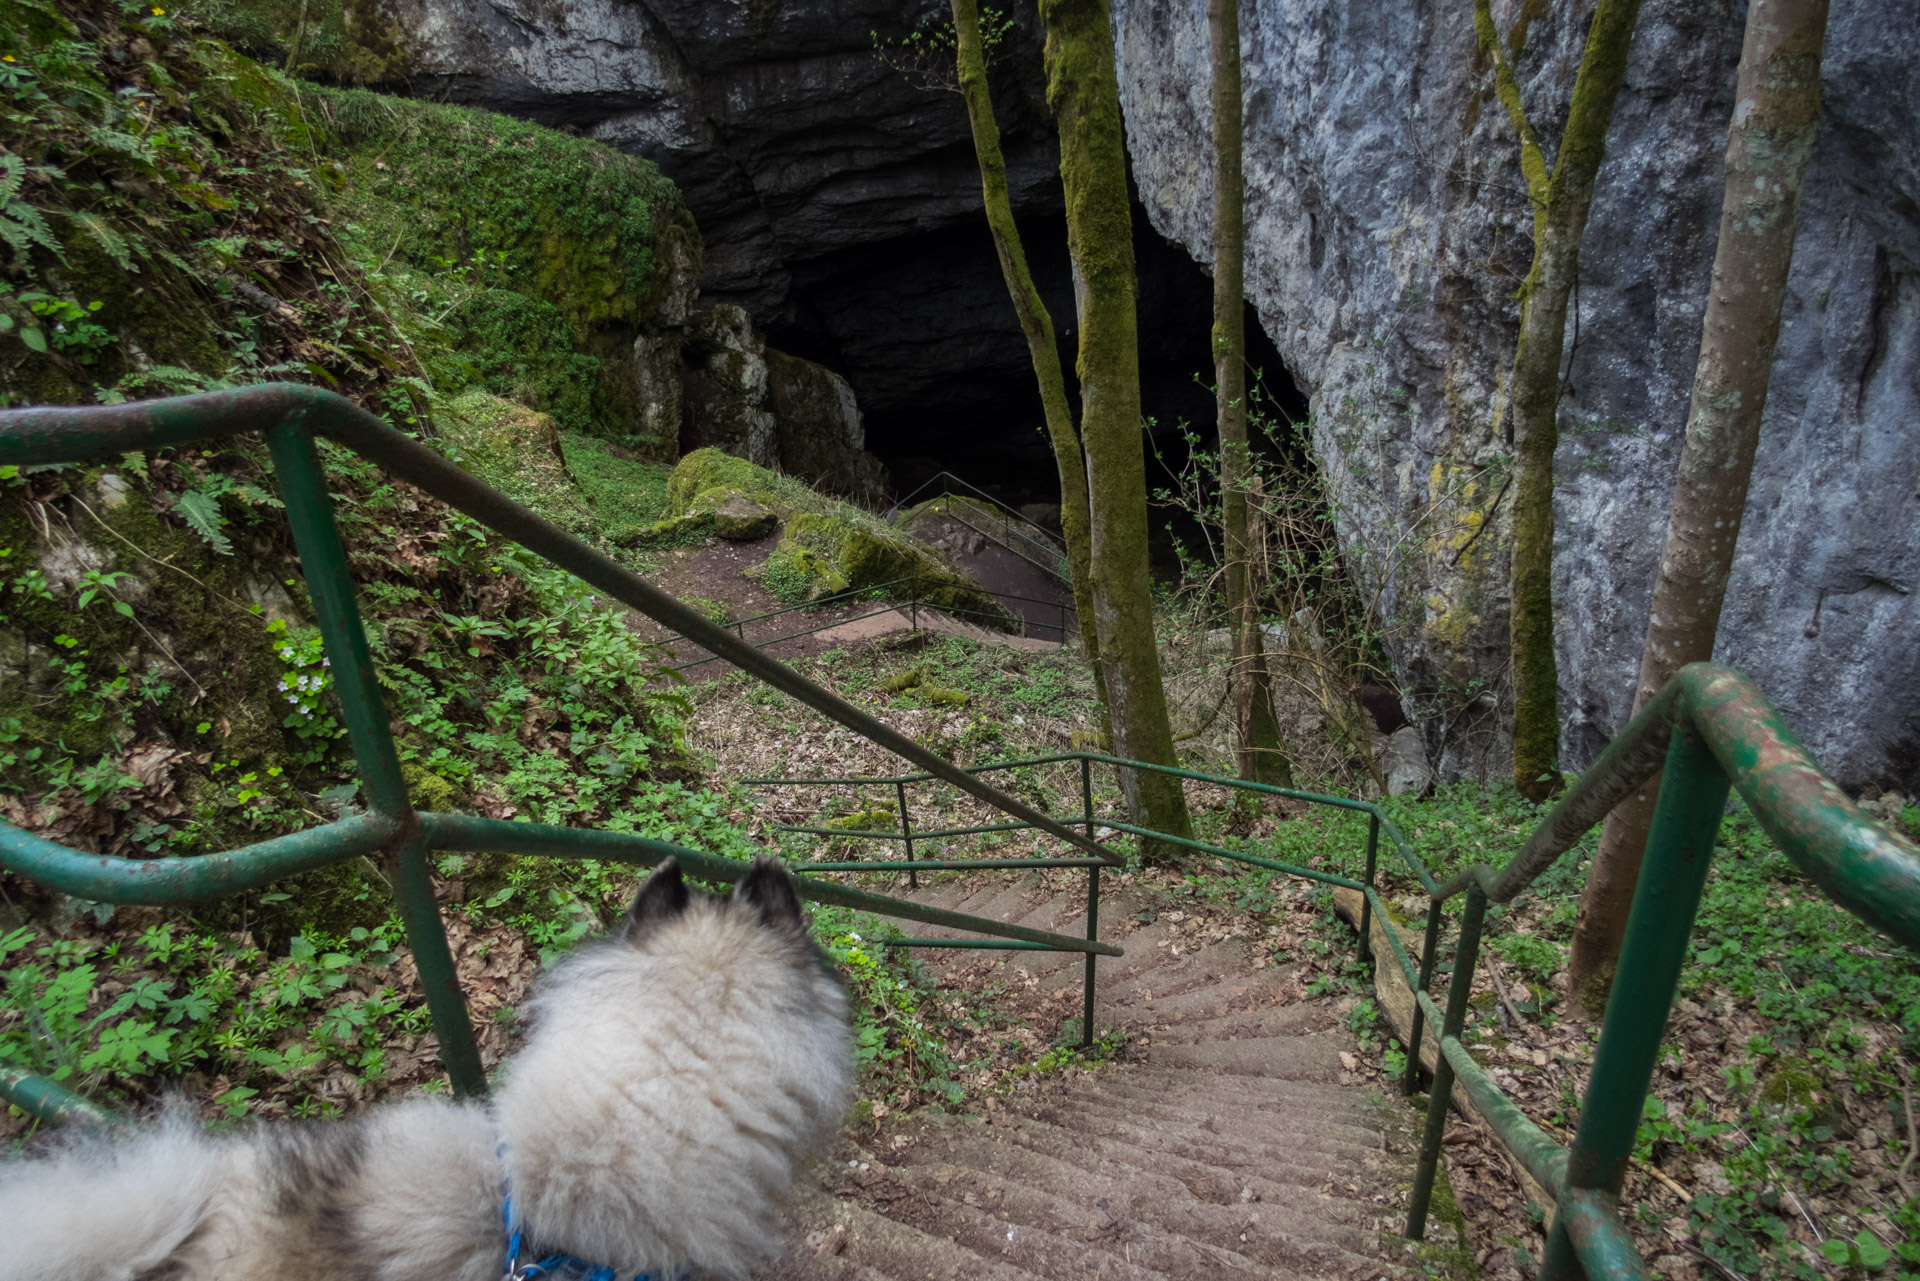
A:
[[180, 0, 413, 85], [668, 448, 783, 515], [435, 391, 594, 535], [310, 88, 700, 445], [706, 490, 779, 541]]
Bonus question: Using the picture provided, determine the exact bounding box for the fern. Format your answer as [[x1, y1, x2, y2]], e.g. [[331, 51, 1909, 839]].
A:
[[0, 154, 64, 264], [69, 211, 134, 272], [172, 488, 232, 554]]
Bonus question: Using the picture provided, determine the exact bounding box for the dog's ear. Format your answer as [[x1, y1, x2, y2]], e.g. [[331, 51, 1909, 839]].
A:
[[733, 856, 804, 932], [623, 858, 690, 941]]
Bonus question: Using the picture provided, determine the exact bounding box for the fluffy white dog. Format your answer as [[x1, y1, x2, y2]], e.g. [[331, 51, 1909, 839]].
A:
[[0, 856, 853, 1281]]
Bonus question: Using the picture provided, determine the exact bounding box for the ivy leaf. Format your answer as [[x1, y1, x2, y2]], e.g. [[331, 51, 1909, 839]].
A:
[[172, 487, 232, 554]]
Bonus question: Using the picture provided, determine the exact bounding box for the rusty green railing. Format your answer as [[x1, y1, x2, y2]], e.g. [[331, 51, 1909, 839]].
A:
[[4, 387, 1916, 1281], [0, 384, 1122, 1106], [749, 666, 1920, 1281]]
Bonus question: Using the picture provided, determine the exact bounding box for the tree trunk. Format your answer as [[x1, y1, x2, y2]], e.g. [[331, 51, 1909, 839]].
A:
[[949, 0, 1110, 728], [1477, 0, 1645, 803], [1039, 0, 1193, 843], [1209, 0, 1290, 787], [1568, 0, 1829, 1013]]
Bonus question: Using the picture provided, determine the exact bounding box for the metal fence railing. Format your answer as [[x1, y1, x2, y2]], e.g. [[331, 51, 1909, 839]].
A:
[[744, 665, 1920, 1281], [0, 385, 1121, 1107], [3, 388, 1915, 1281]]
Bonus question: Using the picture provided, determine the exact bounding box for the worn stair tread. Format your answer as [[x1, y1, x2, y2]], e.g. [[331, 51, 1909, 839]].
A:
[[896, 1120, 1404, 1265], [1108, 970, 1292, 1021], [767, 876, 1423, 1280], [775, 1192, 1052, 1281], [1020, 1090, 1393, 1163], [880, 1158, 1395, 1280], [1139, 1033, 1352, 1082], [921, 1109, 1400, 1226], [1111, 1067, 1414, 1122], [1121, 1000, 1336, 1046]]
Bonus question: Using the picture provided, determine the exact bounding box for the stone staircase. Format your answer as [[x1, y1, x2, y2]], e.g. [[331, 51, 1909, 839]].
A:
[[760, 874, 1427, 1281]]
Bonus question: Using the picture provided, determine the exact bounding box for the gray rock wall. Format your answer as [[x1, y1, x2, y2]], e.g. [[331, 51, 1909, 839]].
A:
[[1111, 0, 1919, 790], [375, 0, 1916, 790]]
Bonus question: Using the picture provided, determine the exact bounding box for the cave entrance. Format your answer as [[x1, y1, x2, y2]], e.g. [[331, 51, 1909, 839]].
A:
[[765, 208, 1312, 585]]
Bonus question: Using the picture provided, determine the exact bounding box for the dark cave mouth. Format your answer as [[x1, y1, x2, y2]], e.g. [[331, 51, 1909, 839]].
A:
[[761, 207, 1314, 551]]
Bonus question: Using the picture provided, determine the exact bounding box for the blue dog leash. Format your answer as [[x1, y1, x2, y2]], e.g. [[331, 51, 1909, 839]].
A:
[[499, 1144, 692, 1281]]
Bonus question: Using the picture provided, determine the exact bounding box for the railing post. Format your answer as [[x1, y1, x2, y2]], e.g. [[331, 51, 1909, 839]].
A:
[[1403, 902, 1442, 1097], [265, 422, 411, 817], [1081, 756, 1095, 839], [265, 422, 484, 1097], [388, 828, 488, 1098], [1406, 884, 1488, 1241], [1082, 863, 1101, 1049], [1540, 721, 1730, 1281], [896, 779, 917, 891], [1360, 813, 1380, 963]]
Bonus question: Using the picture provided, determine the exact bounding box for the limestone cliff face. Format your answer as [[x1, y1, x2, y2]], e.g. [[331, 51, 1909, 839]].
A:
[[379, 0, 1061, 317], [371, 0, 1916, 790], [1111, 0, 1919, 790]]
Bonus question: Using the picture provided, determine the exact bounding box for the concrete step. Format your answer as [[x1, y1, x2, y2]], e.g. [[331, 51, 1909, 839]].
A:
[[896, 1115, 1403, 1273]]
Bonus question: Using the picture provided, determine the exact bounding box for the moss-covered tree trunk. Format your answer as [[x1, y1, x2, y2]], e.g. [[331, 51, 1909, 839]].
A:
[[1478, 0, 1644, 803], [949, 0, 1110, 727], [1209, 0, 1289, 787], [1567, 0, 1829, 1013], [1039, 0, 1193, 843]]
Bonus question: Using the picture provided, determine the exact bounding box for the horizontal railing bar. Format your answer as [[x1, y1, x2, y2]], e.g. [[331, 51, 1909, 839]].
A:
[[800, 858, 1108, 871], [774, 820, 1038, 841], [0, 1067, 117, 1127], [0, 812, 395, 905], [1436, 1033, 1569, 1193], [420, 814, 1122, 956], [746, 751, 1440, 897], [882, 938, 1063, 951]]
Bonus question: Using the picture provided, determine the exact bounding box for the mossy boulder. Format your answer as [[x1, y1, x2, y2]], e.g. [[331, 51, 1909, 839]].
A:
[[668, 448, 782, 515], [705, 490, 779, 542], [436, 391, 593, 534], [312, 88, 700, 444], [779, 513, 1009, 625]]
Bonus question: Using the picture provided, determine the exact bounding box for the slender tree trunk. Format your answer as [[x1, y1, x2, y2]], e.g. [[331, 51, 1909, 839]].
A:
[[1477, 0, 1645, 803], [1209, 0, 1290, 787], [1039, 0, 1193, 844], [949, 0, 1110, 729], [1567, 0, 1829, 1012]]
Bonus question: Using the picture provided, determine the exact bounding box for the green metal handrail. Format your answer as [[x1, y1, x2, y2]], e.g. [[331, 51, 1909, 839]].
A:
[[3, 388, 1914, 1281], [0, 384, 1121, 1111], [747, 667, 1920, 1281]]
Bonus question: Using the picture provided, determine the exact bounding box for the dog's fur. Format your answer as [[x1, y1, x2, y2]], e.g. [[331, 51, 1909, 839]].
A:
[[0, 857, 853, 1281]]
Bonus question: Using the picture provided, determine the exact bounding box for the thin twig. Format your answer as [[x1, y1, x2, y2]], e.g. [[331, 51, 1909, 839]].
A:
[[1448, 473, 1513, 567], [1683, 1243, 1749, 1281], [1539, 1119, 1692, 1203], [1895, 1058, 1918, 1202], [1484, 953, 1530, 1033]]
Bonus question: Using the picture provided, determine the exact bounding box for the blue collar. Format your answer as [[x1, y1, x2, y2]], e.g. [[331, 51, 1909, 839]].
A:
[[499, 1144, 692, 1281]]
